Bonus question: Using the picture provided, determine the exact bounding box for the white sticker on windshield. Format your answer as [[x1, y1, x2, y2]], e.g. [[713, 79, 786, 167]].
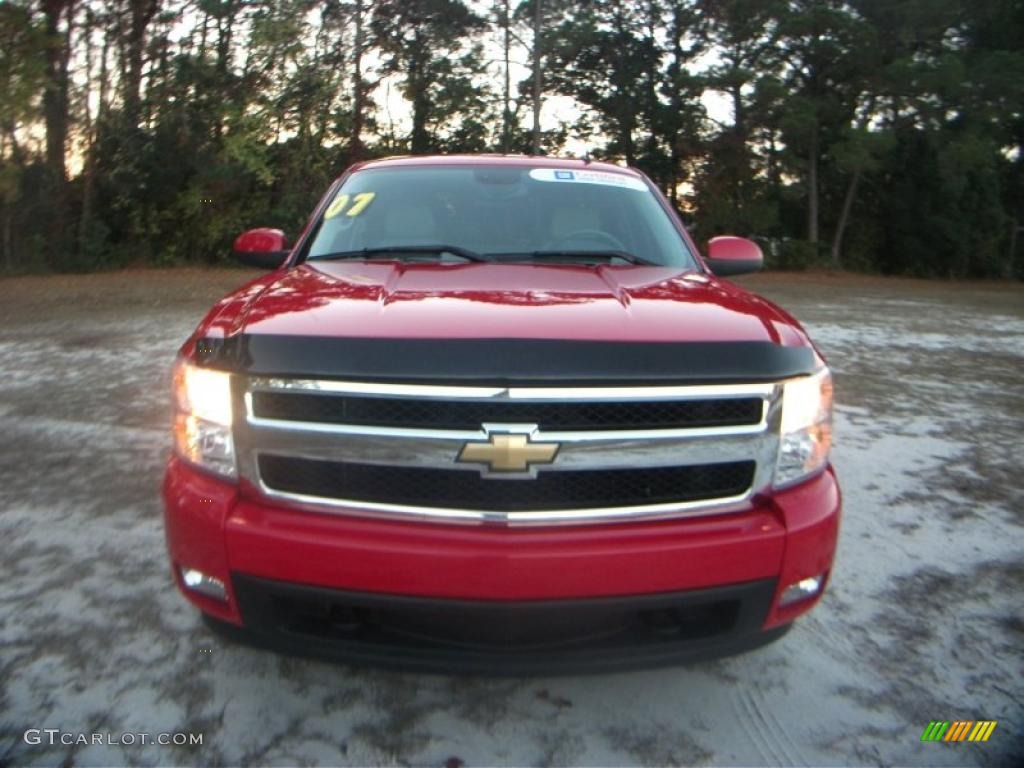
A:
[[529, 168, 648, 192]]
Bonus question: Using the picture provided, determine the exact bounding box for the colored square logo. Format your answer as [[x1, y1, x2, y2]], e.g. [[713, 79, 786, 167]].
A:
[[554, 171, 575, 180]]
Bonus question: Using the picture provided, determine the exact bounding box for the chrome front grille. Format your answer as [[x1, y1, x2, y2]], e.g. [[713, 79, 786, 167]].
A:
[[233, 378, 783, 525]]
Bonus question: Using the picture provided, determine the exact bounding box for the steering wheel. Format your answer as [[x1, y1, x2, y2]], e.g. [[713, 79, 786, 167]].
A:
[[543, 229, 627, 252]]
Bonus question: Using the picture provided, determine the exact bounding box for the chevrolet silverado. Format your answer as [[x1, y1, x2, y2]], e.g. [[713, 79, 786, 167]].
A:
[[163, 155, 840, 673]]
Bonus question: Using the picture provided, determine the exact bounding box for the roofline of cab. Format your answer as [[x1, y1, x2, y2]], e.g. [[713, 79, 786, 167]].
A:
[[345, 154, 644, 178]]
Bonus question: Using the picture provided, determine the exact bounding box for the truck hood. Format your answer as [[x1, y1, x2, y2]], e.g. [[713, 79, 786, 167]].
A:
[[218, 262, 810, 347]]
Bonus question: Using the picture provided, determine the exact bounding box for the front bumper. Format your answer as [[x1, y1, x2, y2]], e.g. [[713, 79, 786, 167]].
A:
[[163, 458, 840, 669], [212, 575, 790, 674]]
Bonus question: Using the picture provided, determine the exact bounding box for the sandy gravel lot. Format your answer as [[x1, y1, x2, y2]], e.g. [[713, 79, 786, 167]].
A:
[[0, 268, 1021, 767]]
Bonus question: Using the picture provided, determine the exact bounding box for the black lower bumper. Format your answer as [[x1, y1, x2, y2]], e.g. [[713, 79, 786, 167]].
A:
[[216, 574, 788, 675]]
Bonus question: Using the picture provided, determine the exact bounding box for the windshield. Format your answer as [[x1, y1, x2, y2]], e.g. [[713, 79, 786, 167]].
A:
[[304, 165, 696, 267]]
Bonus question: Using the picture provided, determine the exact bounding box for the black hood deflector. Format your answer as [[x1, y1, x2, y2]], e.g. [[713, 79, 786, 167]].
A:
[[195, 335, 816, 385]]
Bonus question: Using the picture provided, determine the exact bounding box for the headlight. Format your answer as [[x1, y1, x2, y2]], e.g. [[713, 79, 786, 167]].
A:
[[172, 359, 236, 479], [775, 367, 833, 488]]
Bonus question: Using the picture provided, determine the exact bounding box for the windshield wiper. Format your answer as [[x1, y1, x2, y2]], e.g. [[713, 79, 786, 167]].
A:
[[311, 245, 489, 263], [491, 250, 660, 266]]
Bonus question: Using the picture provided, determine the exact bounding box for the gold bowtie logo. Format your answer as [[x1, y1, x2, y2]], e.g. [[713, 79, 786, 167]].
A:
[[457, 432, 560, 474]]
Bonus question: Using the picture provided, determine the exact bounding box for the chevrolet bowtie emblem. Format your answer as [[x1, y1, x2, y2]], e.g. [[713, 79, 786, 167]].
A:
[[457, 431, 560, 474]]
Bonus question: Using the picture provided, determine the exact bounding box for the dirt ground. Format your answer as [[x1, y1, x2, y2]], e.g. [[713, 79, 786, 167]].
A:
[[0, 268, 1021, 767]]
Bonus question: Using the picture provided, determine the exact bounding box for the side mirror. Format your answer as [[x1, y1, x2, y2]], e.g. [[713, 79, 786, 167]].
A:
[[705, 236, 764, 277], [233, 228, 289, 269]]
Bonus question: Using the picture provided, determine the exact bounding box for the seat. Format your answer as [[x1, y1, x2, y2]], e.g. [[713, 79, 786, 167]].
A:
[[549, 206, 602, 241], [381, 203, 439, 246]]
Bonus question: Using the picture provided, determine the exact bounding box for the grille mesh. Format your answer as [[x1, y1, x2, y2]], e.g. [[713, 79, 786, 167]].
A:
[[251, 391, 763, 431], [258, 455, 756, 512]]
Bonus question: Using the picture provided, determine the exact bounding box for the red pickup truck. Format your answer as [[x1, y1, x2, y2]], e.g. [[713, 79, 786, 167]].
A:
[[163, 155, 840, 673]]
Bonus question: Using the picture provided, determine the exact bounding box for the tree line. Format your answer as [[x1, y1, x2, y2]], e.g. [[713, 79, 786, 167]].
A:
[[1, 0, 1021, 277]]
